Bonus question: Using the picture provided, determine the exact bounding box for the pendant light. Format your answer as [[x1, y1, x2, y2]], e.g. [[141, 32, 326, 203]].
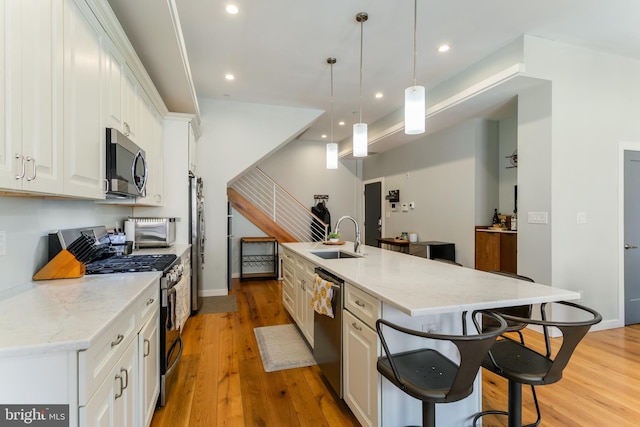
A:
[[404, 0, 425, 135], [326, 57, 338, 169], [353, 12, 368, 157]]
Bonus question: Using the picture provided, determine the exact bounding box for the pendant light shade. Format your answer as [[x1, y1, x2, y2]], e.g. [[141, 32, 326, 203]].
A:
[[353, 12, 368, 158], [405, 85, 425, 134], [405, 0, 425, 135], [326, 142, 338, 169], [326, 57, 338, 169], [353, 123, 368, 157]]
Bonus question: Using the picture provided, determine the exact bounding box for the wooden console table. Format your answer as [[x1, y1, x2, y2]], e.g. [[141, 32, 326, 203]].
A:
[[377, 238, 410, 253]]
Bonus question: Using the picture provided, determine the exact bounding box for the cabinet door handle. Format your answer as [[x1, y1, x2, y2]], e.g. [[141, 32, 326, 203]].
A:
[[146, 298, 155, 305], [120, 368, 129, 389], [111, 334, 124, 348], [352, 322, 362, 331], [144, 338, 150, 357], [355, 300, 366, 308], [15, 154, 25, 180], [301, 279, 305, 291], [114, 374, 123, 399], [25, 156, 36, 181], [625, 244, 638, 250]]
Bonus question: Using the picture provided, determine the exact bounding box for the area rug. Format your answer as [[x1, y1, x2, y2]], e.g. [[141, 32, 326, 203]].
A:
[[197, 295, 238, 314], [254, 324, 316, 372]]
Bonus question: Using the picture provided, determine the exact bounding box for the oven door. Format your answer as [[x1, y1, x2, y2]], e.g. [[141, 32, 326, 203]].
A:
[[159, 282, 183, 407]]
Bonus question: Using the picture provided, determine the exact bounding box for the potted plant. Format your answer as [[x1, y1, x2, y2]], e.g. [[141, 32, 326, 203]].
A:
[[328, 232, 341, 243]]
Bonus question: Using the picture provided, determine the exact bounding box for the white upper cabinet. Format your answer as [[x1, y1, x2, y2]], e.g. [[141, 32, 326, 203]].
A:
[[122, 64, 140, 143], [62, 0, 105, 199], [104, 37, 124, 132], [0, 0, 64, 194], [134, 93, 164, 206], [1, 0, 169, 200]]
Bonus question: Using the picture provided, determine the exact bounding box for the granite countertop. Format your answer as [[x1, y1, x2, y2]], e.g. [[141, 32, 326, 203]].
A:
[[0, 244, 191, 358], [283, 242, 578, 317]]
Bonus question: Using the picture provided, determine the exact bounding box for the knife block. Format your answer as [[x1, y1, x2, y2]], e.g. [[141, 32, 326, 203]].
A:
[[33, 249, 86, 281]]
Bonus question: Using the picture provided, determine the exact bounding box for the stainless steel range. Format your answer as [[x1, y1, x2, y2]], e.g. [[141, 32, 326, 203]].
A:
[[48, 226, 187, 408]]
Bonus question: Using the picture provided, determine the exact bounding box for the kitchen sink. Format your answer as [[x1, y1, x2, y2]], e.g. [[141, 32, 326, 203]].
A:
[[310, 250, 361, 259]]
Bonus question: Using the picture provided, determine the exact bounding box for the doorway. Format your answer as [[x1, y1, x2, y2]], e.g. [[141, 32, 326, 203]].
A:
[[624, 149, 640, 324], [363, 179, 383, 247]]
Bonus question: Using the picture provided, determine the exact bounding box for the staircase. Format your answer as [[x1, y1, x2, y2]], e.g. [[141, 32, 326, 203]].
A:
[[228, 167, 328, 244]]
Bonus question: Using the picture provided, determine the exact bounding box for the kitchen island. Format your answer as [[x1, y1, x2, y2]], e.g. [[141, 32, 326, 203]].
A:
[[282, 241, 579, 427]]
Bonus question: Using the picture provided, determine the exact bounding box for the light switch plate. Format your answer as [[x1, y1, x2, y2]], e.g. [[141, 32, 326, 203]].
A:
[[527, 212, 549, 224]]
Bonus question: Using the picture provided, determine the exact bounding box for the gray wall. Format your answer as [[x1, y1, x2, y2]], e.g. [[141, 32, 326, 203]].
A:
[[362, 118, 501, 267]]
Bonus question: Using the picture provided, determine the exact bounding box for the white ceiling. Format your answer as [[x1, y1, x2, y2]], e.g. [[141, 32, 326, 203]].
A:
[[108, 0, 640, 151]]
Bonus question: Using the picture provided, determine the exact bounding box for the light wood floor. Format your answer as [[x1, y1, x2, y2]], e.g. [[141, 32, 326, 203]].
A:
[[151, 278, 640, 427]]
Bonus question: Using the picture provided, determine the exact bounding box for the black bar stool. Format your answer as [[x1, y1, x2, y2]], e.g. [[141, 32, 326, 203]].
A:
[[376, 311, 507, 427], [472, 300, 601, 427]]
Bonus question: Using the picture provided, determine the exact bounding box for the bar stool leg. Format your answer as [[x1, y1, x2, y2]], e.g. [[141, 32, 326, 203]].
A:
[[508, 381, 522, 427], [423, 401, 436, 427]]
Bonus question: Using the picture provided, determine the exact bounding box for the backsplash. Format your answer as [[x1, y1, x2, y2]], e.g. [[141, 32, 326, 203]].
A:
[[0, 195, 133, 294]]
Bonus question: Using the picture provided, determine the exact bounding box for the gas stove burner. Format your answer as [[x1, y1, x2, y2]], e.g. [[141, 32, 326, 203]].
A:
[[86, 254, 177, 275]]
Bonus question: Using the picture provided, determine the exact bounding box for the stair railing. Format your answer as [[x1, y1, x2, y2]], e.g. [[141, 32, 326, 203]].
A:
[[229, 167, 328, 242]]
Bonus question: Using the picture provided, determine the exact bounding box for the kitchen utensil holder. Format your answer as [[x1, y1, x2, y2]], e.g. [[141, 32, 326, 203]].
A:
[[33, 249, 86, 281]]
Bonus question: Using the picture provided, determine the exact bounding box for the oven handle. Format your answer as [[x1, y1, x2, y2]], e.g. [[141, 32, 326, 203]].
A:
[[165, 336, 183, 377]]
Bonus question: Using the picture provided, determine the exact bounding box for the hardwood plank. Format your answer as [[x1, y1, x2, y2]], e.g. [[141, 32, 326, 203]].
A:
[[187, 314, 221, 426], [216, 313, 244, 427]]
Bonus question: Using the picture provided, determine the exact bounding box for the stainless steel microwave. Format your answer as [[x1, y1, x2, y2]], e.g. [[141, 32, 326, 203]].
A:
[[105, 128, 147, 198]]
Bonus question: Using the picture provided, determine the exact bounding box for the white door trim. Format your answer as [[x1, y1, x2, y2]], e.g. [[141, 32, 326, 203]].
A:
[[618, 141, 640, 328]]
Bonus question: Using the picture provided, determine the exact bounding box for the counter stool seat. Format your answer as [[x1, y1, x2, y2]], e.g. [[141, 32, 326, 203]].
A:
[[472, 301, 601, 427], [376, 311, 507, 427]]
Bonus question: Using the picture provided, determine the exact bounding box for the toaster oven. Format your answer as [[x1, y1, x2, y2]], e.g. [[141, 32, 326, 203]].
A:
[[130, 217, 177, 247]]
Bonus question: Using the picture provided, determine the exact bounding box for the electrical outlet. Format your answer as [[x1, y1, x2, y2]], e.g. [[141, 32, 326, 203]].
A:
[[577, 212, 587, 224], [0, 230, 6, 256]]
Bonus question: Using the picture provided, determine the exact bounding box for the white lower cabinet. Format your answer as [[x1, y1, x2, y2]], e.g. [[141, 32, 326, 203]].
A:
[[81, 336, 138, 427], [139, 310, 160, 427], [343, 284, 381, 427], [282, 248, 315, 347]]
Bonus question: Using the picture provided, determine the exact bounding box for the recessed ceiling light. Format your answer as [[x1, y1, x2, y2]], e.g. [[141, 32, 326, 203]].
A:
[[225, 73, 235, 81], [321, 134, 327, 139], [338, 121, 345, 126], [226, 4, 239, 14], [438, 44, 450, 53], [375, 92, 383, 99]]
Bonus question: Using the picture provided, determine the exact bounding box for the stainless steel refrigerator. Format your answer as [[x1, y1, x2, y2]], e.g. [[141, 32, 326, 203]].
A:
[[189, 172, 205, 312]]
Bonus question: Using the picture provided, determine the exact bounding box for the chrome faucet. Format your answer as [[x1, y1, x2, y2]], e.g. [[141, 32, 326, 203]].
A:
[[335, 215, 362, 254]]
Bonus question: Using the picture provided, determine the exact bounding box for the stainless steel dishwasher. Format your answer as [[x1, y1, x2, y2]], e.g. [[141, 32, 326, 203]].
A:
[[313, 267, 343, 398]]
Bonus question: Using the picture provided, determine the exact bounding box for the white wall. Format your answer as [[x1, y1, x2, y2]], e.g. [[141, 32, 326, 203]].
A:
[[0, 196, 132, 293], [196, 98, 323, 295], [520, 36, 640, 324], [258, 139, 360, 240]]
